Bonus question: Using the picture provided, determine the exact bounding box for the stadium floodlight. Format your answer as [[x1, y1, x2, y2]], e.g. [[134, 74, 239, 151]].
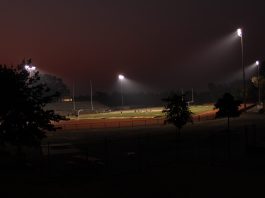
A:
[[118, 74, 125, 106], [24, 65, 36, 77], [119, 74, 125, 80], [256, 60, 261, 104], [237, 28, 242, 37], [237, 28, 246, 110]]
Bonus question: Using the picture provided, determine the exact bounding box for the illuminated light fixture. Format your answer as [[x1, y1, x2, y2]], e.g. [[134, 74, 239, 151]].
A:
[[256, 60, 260, 66], [118, 74, 125, 107], [237, 28, 242, 37], [118, 74, 125, 80], [24, 65, 36, 71], [24, 64, 36, 77]]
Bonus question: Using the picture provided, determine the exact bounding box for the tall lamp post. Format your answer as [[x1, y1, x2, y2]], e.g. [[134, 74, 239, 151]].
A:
[[90, 80, 94, 111], [256, 60, 261, 105], [118, 74, 125, 107], [237, 28, 246, 110], [72, 80, 76, 111]]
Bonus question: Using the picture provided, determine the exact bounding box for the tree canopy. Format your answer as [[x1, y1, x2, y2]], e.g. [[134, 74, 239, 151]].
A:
[[215, 93, 242, 118], [214, 93, 241, 130], [39, 73, 70, 99], [163, 94, 193, 134], [0, 60, 66, 149]]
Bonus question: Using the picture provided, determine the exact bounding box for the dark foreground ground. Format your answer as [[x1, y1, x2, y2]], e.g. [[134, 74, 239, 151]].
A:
[[1, 110, 265, 198]]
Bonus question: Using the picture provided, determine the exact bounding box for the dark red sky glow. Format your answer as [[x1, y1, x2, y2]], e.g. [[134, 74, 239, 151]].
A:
[[1, 0, 265, 92]]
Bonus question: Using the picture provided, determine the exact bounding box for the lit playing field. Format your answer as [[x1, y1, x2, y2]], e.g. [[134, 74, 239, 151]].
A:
[[71, 105, 214, 119]]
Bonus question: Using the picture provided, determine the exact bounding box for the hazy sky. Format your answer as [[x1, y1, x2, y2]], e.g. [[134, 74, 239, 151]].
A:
[[1, 0, 265, 93]]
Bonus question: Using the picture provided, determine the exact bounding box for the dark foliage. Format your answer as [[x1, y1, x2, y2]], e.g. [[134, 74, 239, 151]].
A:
[[163, 94, 193, 133], [39, 73, 70, 99], [215, 93, 241, 130], [215, 93, 242, 118], [0, 60, 66, 149]]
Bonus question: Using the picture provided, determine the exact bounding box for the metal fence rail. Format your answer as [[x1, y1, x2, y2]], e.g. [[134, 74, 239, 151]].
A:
[[55, 112, 218, 130], [41, 123, 259, 176]]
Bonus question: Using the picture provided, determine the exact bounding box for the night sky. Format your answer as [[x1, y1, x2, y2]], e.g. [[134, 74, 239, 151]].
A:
[[1, 0, 265, 93]]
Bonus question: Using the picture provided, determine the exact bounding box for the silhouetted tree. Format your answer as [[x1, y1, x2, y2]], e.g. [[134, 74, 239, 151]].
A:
[[0, 60, 66, 154], [163, 94, 193, 136], [215, 93, 242, 130], [39, 74, 70, 100]]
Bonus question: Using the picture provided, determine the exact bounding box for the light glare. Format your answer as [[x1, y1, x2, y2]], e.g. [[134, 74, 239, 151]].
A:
[[118, 74, 125, 80], [24, 65, 36, 72], [237, 28, 242, 37], [256, 61, 260, 66]]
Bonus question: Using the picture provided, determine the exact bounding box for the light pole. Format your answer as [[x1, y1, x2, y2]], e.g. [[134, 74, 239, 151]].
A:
[[90, 80, 94, 111], [237, 28, 246, 110], [118, 74, 125, 107], [256, 60, 261, 105], [72, 80, 76, 111], [24, 65, 36, 77]]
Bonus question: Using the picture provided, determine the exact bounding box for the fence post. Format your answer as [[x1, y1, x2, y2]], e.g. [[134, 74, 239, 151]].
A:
[[210, 134, 215, 166], [252, 124, 256, 146], [86, 147, 89, 162], [47, 142, 50, 168], [244, 125, 249, 155], [137, 137, 143, 172], [104, 138, 110, 171]]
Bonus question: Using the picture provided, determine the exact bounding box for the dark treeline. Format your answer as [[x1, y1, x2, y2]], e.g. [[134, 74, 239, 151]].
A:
[[73, 60, 263, 107], [207, 80, 258, 103], [74, 80, 258, 107], [77, 92, 170, 107], [39, 74, 70, 99]]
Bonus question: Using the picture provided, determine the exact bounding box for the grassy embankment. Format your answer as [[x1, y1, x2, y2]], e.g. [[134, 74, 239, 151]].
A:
[[71, 105, 214, 119]]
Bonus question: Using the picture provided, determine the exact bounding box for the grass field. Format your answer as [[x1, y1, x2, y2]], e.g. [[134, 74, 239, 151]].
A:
[[71, 105, 214, 119]]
